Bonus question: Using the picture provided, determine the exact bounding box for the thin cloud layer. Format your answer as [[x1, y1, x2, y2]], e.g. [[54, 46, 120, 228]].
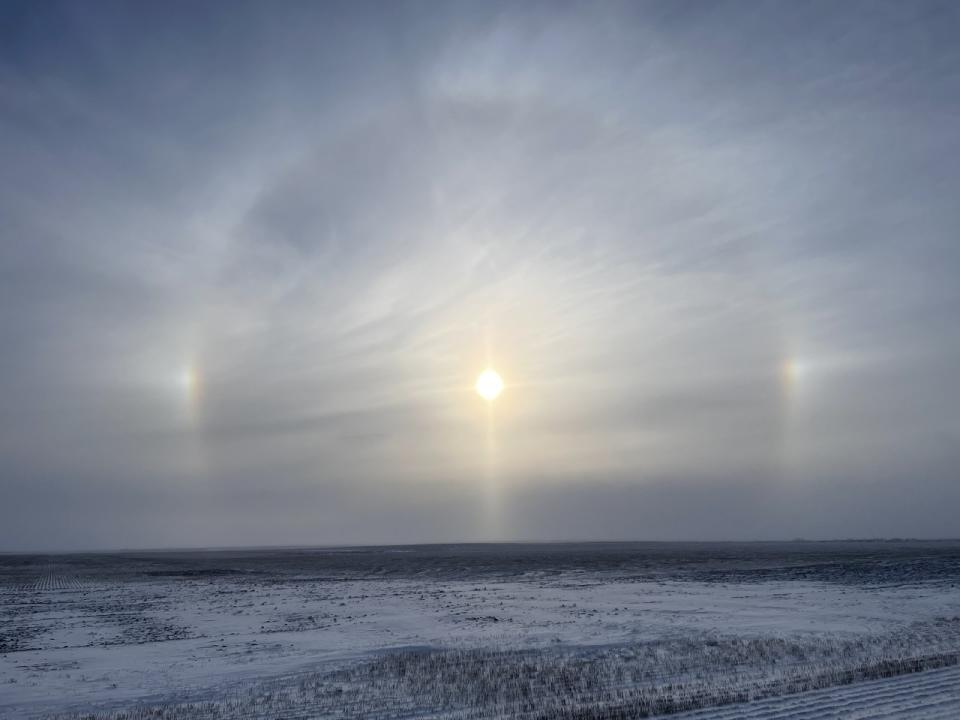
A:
[[1, 1, 959, 550]]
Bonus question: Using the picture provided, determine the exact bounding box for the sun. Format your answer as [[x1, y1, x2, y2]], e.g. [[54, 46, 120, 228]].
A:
[[475, 369, 504, 401]]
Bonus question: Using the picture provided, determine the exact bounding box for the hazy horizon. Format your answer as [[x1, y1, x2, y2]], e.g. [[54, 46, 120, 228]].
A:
[[7, 537, 960, 559], [3, 1, 960, 552]]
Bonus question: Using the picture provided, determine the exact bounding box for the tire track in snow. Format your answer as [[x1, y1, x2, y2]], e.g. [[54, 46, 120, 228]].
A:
[[674, 664, 960, 720], [16, 565, 85, 592]]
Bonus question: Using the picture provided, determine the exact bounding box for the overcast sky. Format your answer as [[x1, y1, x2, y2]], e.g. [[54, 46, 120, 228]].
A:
[[2, 1, 959, 551]]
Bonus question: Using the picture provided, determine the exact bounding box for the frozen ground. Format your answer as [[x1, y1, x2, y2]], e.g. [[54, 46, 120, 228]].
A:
[[674, 664, 960, 719], [1, 541, 959, 718]]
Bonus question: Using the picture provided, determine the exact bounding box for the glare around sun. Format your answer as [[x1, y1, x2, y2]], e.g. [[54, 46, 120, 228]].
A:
[[475, 369, 503, 400]]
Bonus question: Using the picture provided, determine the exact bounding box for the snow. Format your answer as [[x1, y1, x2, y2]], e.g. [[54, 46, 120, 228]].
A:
[[2, 542, 959, 718], [675, 664, 960, 720]]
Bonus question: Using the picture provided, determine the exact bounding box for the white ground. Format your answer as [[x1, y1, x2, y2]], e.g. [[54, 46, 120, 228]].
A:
[[2, 570, 959, 717], [675, 664, 960, 720]]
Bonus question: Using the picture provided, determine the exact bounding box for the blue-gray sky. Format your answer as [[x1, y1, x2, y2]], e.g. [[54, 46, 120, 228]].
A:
[[2, 1, 960, 550]]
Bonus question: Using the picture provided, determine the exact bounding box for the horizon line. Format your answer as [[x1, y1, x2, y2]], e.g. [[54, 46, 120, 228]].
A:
[[3, 536, 959, 556]]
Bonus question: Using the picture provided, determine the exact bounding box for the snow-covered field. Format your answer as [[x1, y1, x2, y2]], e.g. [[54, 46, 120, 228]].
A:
[[1, 542, 958, 718], [674, 664, 960, 720]]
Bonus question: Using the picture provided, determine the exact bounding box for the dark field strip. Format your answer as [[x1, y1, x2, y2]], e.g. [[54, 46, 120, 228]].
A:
[[4, 541, 960, 587]]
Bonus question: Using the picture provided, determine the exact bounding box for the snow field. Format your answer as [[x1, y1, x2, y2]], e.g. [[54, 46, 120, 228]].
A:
[[675, 663, 960, 720]]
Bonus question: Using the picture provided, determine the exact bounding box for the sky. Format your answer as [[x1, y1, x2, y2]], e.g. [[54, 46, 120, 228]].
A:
[[2, 1, 960, 551]]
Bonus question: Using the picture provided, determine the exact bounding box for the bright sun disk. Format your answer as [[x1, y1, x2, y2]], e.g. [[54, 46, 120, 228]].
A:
[[475, 369, 503, 401]]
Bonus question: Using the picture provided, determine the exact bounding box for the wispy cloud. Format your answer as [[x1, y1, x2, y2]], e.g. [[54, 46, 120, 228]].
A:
[[2, 1, 959, 549]]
